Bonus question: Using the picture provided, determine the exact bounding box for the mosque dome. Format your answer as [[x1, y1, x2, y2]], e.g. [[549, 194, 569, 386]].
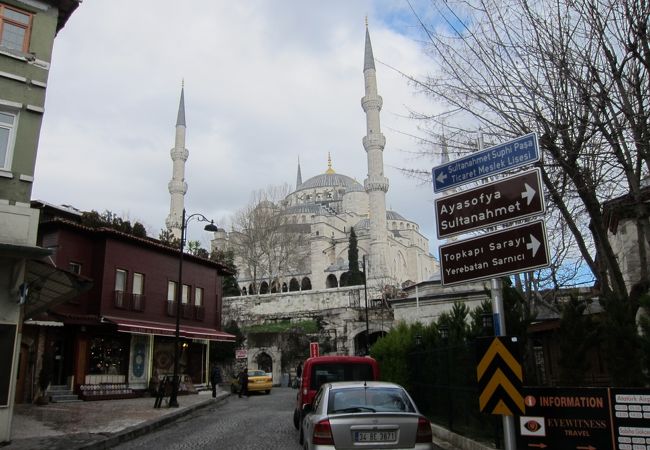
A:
[[297, 173, 363, 192]]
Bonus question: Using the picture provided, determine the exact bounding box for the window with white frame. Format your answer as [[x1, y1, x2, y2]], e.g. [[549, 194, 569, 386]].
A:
[[115, 269, 126, 292], [0, 4, 33, 52], [167, 281, 176, 302], [68, 262, 81, 275], [182, 284, 190, 304], [133, 273, 144, 295], [0, 110, 17, 170], [195, 287, 203, 307]]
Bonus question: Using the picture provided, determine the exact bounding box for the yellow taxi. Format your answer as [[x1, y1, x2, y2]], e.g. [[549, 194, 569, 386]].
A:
[[230, 369, 272, 394]]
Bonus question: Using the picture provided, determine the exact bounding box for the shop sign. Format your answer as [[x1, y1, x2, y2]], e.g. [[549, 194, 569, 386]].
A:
[[517, 386, 650, 450], [235, 348, 247, 359]]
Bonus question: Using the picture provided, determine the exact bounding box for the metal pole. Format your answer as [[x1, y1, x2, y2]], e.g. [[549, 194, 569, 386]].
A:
[[169, 209, 186, 408], [363, 255, 369, 355], [478, 130, 516, 450]]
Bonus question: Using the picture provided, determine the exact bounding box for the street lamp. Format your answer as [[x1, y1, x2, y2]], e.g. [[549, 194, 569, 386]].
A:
[[168, 208, 220, 408], [362, 255, 369, 355]]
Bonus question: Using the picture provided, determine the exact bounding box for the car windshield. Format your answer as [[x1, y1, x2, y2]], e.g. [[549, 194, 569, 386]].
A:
[[309, 363, 374, 390], [248, 370, 266, 377], [327, 387, 415, 414]]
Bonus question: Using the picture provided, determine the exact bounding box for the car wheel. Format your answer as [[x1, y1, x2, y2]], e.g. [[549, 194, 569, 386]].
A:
[[265, 390, 271, 395], [293, 409, 299, 429]]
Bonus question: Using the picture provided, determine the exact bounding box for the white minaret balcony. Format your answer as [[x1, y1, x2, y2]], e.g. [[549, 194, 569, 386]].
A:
[[364, 176, 389, 193], [362, 134, 386, 151], [361, 94, 383, 112], [170, 147, 189, 161], [168, 179, 187, 195]]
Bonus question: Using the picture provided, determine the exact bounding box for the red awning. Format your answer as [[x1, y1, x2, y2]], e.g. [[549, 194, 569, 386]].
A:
[[103, 316, 235, 342]]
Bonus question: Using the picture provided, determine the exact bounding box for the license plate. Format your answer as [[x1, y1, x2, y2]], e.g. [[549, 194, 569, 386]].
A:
[[354, 431, 396, 442]]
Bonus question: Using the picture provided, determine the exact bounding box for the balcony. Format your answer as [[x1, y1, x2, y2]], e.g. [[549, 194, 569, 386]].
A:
[[132, 294, 146, 311], [113, 291, 128, 309], [113, 291, 146, 312], [164, 300, 205, 321]]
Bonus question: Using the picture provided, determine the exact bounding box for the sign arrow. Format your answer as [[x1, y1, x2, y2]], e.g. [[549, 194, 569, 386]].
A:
[[436, 171, 447, 185], [528, 444, 547, 449], [527, 234, 540, 257], [521, 182, 537, 205]]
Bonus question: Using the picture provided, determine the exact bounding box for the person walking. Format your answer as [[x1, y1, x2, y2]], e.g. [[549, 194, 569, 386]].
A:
[[210, 365, 222, 398], [238, 367, 249, 398]]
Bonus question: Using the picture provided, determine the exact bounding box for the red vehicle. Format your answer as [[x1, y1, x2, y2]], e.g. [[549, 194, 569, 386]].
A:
[[293, 355, 380, 429]]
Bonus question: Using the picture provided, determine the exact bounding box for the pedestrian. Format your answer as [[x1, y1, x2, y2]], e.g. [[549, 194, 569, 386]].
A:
[[296, 361, 303, 379], [238, 367, 249, 398], [210, 365, 222, 398]]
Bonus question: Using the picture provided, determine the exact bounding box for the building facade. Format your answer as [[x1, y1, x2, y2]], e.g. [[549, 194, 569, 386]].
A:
[[17, 202, 234, 404], [0, 0, 78, 442]]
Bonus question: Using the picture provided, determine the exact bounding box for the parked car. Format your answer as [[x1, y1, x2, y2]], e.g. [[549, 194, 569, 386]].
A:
[[300, 381, 434, 449], [293, 356, 380, 429], [230, 369, 272, 394]]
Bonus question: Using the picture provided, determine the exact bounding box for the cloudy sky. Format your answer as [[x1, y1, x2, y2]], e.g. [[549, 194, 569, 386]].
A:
[[33, 1, 443, 252]]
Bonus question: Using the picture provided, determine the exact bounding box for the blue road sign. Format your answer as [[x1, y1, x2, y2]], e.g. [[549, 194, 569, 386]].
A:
[[432, 133, 539, 193]]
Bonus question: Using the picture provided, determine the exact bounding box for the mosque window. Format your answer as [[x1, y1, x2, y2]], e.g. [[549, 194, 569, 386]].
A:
[[0, 4, 32, 52]]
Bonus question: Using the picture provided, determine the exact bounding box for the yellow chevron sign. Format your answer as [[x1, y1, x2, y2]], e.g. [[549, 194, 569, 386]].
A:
[[476, 336, 525, 415]]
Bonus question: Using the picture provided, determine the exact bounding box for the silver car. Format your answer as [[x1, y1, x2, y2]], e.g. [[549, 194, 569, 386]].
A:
[[300, 381, 434, 449]]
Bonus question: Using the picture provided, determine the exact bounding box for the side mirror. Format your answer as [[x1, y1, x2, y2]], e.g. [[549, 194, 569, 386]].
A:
[[302, 403, 314, 414]]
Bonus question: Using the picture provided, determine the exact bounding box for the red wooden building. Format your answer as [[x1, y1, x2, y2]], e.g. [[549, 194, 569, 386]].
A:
[[17, 202, 234, 402]]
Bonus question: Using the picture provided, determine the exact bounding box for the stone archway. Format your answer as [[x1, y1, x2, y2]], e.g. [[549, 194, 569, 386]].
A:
[[248, 347, 282, 386], [256, 352, 273, 373], [326, 274, 338, 289], [348, 324, 389, 356]]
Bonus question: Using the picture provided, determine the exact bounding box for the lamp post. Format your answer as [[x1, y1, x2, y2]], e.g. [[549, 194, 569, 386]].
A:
[[362, 255, 369, 355], [168, 208, 219, 408]]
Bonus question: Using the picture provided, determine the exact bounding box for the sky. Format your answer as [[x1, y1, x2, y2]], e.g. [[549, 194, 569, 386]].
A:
[[33, 1, 443, 252]]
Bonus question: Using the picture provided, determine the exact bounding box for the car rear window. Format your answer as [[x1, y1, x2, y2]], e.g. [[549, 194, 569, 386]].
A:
[[309, 363, 374, 390], [327, 387, 415, 414], [249, 370, 266, 377]]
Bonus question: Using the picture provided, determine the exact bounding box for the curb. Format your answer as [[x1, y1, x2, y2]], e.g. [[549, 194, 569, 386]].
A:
[[78, 393, 230, 449]]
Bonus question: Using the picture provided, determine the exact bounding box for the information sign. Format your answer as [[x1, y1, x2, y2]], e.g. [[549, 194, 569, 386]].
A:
[[432, 133, 539, 193], [435, 168, 545, 238], [440, 220, 549, 285]]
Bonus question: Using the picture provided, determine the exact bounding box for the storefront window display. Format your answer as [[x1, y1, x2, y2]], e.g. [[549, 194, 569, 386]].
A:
[[89, 336, 129, 375]]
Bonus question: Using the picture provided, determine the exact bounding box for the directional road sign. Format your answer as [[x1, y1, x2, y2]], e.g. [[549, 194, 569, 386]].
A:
[[435, 168, 545, 239], [432, 133, 539, 193], [439, 220, 550, 285], [476, 336, 524, 416]]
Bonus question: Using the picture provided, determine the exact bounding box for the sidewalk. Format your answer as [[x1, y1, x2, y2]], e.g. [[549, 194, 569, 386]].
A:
[[3, 390, 228, 450]]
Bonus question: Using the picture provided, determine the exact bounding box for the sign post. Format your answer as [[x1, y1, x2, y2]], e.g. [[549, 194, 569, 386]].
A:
[[432, 133, 546, 450]]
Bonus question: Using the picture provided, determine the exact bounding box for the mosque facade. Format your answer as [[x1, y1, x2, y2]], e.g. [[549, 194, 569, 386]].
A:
[[209, 27, 439, 296]]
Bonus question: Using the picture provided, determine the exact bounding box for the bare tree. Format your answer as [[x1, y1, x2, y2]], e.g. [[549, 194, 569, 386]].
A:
[[229, 184, 309, 294], [401, 0, 650, 303]]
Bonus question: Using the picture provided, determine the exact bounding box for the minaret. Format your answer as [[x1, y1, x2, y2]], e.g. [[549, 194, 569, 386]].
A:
[[361, 24, 389, 281], [296, 156, 302, 190], [166, 83, 189, 239]]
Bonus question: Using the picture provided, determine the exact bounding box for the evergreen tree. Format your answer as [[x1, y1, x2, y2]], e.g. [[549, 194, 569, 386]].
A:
[[346, 227, 364, 286], [211, 248, 241, 297]]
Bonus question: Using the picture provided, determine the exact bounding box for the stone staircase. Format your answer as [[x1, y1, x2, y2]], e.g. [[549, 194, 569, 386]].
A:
[[48, 384, 82, 403]]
